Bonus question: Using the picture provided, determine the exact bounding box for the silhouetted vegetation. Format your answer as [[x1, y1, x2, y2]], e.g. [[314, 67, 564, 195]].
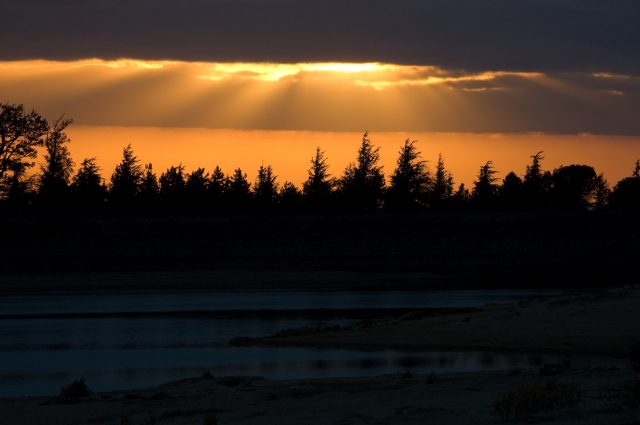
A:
[[335, 131, 386, 212], [302, 147, 333, 213], [599, 375, 640, 412], [203, 412, 218, 425], [37, 116, 74, 213], [109, 144, 144, 213], [492, 378, 582, 421], [1, 103, 639, 217], [60, 376, 91, 399], [609, 160, 640, 211], [386, 139, 430, 212]]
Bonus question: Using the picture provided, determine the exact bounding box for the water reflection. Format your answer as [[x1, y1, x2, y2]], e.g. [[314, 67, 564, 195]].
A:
[[0, 289, 568, 398]]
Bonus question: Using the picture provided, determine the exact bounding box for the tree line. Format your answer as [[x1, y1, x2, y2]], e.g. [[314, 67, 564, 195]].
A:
[[1, 103, 639, 216]]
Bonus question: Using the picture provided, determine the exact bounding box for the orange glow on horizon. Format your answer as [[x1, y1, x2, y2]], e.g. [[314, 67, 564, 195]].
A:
[[65, 127, 640, 189], [4, 59, 640, 187]]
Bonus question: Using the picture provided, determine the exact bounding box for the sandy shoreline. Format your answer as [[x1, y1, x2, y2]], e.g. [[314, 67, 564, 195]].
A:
[[2, 364, 638, 424], [238, 286, 640, 358], [2, 286, 639, 423]]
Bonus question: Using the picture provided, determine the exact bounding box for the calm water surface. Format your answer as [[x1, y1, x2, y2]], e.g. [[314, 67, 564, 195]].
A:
[[0, 289, 565, 397]]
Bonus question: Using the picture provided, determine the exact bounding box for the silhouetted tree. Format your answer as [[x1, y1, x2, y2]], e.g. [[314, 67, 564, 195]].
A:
[[609, 160, 640, 210], [302, 147, 333, 212], [453, 183, 471, 203], [70, 158, 106, 214], [429, 153, 454, 209], [208, 166, 226, 213], [523, 151, 552, 210], [278, 181, 302, 214], [138, 163, 159, 211], [109, 144, 143, 211], [37, 116, 75, 210], [336, 132, 385, 212], [159, 165, 186, 214], [550, 164, 598, 210], [1, 162, 36, 214], [593, 173, 611, 210], [386, 139, 431, 212], [254, 164, 279, 212], [472, 161, 499, 209], [184, 167, 210, 214], [0, 103, 49, 197], [224, 168, 251, 213], [499, 171, 524, 210]]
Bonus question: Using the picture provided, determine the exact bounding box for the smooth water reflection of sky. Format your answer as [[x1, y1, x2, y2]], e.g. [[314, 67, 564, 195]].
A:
[[0, 289, 566, 397]]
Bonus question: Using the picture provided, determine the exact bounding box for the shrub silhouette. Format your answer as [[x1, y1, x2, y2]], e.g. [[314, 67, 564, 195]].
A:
[[599, 375, 640, 411], [492, 377, 582, 421], [203, 412, 218, 425], [60, 376, 91, 398]]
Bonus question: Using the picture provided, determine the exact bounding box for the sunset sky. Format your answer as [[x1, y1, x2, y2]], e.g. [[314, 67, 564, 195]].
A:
[[1, 1, 639, 187]]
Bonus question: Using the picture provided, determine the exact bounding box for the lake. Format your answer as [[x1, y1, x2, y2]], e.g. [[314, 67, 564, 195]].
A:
[[0, 289, 565, 398]]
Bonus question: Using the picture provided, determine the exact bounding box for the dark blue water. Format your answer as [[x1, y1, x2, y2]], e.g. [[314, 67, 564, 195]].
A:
[[0, 289, 564, 398]]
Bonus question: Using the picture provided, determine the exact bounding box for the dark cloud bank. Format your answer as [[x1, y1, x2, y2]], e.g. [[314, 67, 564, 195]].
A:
[[2, 1, 639, 75]]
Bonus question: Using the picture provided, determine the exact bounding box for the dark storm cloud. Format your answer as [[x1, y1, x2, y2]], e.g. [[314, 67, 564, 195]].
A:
[[2, 1, 639, 75]]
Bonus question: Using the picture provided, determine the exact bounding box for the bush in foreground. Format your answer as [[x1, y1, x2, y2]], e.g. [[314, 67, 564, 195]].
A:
[[203, 412, 218, 425], [60, 376, 91, 399], [492, 377, 582, 421], [599, 375, 640, 412]]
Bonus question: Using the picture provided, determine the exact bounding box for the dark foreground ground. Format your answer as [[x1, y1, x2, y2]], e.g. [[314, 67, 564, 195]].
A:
[[3, 366, 639, 425], [3, 286, 640, 424], [1, 211, 638, 291]]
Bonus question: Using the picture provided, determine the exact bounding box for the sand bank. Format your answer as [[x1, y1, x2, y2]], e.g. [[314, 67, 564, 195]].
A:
[[1, 365, 638, 424], [243, 286, 640, 358], [2, 286, 639, 424]]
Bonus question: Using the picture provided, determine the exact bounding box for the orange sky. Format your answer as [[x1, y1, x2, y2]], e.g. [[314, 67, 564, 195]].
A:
[[65, 127, 640, 189], [3, 59, 639, 188]]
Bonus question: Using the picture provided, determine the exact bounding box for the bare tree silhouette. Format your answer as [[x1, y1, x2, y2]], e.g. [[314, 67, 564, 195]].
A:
[[0, 103, 48, 198]]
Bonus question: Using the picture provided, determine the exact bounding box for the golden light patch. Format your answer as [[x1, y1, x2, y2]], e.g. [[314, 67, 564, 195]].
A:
[[0, 59, 637, 134], [0, 60, 541, 88]]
